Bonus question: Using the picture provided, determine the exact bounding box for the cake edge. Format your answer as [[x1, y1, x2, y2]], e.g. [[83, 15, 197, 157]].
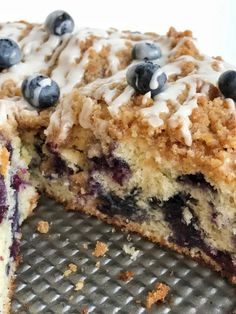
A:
[[2, 256, 20, 314]]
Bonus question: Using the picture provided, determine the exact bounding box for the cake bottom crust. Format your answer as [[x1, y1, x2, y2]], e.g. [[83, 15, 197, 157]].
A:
[[2, 256, 20, 314], [44, 188, 236, 286], [85, 206, 236, 284], [1, 194, 38, 314], [3, 278, 16, 314]]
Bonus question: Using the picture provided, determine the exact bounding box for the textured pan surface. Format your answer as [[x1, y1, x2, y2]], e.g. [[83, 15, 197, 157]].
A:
[[12, 198, 236, 314]]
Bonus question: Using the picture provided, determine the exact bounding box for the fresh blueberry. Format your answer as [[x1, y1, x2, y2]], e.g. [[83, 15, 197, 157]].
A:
[[132, 42, 161, 60], [21, 74, 60, 109], [45, 10, 74, 36], [0, 38, 21, 69], [126, 61, 167, 97], [218, 70, 236, 100]]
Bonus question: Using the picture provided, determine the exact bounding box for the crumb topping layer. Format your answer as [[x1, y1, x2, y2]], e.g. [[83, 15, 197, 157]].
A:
[[0, 22, 235, 185]]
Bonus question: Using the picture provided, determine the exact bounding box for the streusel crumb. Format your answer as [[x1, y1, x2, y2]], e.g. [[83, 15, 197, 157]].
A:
[[36, 220, 49, 234], [118, 270, 134, 282], [146, 282, 169, 309], [74, 280, 84, 291], [92, 241, 108, 257], [81, 306, 89, 314], [64, 263, 78, 277], [95, 261, 100, 268]]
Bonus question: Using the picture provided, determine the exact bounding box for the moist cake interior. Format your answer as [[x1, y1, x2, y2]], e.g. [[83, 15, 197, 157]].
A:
[[0, 12, 236, 313]]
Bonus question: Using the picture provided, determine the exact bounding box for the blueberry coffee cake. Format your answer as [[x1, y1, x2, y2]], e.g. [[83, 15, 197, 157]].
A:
[[0, 9, 236, 313]]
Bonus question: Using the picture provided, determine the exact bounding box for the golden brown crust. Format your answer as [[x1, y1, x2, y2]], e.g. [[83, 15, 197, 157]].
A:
[[3, 255, 21, 314], [3, 280, 15, 314]]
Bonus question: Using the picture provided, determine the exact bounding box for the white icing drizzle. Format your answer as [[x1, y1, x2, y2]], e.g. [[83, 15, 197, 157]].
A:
[[0, 24, 65, 87], [45, 93, 74, 142], [52, 29, 135, 94], [109, 85, 135, 115], [149, 68, 162, 90], [79, 97, 94, 129], [32, 77, 52, 107], [77, 33, 236, 146], [0, 22, 235, 147], [142, 91, 151, 105], [169, 95, 199, 146], [141, 82, 186, 127], [0, 22, 29, 40], [80, 69, 126, 101], [0, 99, 16, 125], [93, 37, 128, 74], [225, 98, 236, 117]]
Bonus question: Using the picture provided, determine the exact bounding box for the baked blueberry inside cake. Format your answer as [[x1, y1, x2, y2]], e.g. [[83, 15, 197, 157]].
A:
[[0, 136, 37, 313], [0, 10, 236, 313]]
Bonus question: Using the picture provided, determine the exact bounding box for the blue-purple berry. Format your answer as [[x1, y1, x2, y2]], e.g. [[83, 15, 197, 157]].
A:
[[22, 74, 60, 109], [218, 70, 236, 100], [132, 42, 161, 60], [126, 61, 167, 97], [0, 38, 21, 69], [45, 10, 74, 36]]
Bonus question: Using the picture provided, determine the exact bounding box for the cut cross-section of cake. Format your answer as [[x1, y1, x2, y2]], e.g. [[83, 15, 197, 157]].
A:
[[0, 103, 38, 313], [0, 10, 236, 313], [44, 27, 236, 285], [0, 14, 165, 312]]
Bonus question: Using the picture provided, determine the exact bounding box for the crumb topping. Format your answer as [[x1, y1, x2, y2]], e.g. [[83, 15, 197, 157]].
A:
[[146, 282, 169, 309], [0, 21, 233, 186], [43, 27, 236, 186], [92, 241, 108, 257], [80, 307, 89, 314], [0, 147, 9, 176], [122, 244, 140, 260], [118, 270, 134, 282], [64, 263, 78, 277], [36, 220, 49, 234], [74, 280, 84, 291]]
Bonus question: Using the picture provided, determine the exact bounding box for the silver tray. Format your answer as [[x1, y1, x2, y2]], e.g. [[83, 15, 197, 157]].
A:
[[12, 197, 236, 313]]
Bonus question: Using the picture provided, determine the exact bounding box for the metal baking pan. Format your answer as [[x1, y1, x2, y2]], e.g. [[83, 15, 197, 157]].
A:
[[12, 197, 236, 313]]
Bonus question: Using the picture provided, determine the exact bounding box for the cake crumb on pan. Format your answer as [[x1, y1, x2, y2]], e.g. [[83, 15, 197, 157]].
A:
[[146, 282, 169, 309], [118, 270, 134, 282], [74, 280, 84, 291], [92, 241, 108, 257], [95, 261, 101, 268], [80, 306, 89, 314], [36, 220, 49, 234], [123, 244, 140, 260], [64, 263, 78, 277], [83, 243, 88, 249]]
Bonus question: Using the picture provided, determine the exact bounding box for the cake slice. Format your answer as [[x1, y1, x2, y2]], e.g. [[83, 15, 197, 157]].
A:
[[0, 102, 38, 313], [0, 19, 65, 312], [43, 27, 236, 284], [0, 14, 163, 312]]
